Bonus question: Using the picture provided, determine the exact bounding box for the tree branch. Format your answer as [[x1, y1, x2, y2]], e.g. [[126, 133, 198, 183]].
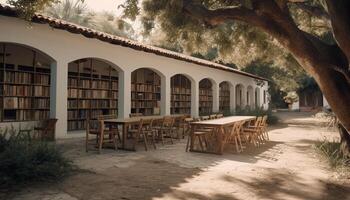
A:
[[291, 2, 330, 23], [325, 0, 350, 70]]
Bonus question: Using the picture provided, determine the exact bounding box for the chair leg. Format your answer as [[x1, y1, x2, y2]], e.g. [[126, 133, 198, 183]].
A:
[[113, 132, 118, 151], [86, 133, 89, 152], [186, 135, 190, 152], [98, 133, 104, 154], [198, 136, 204, 151], [152, 132, 157, 149], [143, 133, 149, 151], [237, 133, 243, 152]]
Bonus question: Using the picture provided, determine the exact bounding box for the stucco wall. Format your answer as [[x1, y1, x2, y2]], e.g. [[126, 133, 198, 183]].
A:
[[0, 16, 269, 139]]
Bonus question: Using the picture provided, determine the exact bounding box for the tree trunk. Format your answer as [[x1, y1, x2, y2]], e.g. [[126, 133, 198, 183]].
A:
[[338, 123, 350, 158]]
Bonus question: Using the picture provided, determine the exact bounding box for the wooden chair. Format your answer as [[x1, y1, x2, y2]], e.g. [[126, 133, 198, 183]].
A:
[[127, 119, 153, 151], [201, 116, 210, 121], [259, 115, 269, 141], [141, 119, 157, 150], [209, 114, 217, 120], [155, 116, 176, 145], [173, 115, 187, 139], [224, 122, 243, 153], [216, 114, 224, 118], [85, 116, 119, 153], [242, 117, 263, 147], [34, 118, 58, 140]]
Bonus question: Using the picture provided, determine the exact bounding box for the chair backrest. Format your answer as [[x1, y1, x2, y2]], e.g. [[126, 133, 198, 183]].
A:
[[216, 114, 224, 118], [136, 119, 144, 134], [209, 114, 217, 119], [201, 116, 210, 121], [162, 116, 174, 128], [41, 118, 58, 140], [130, 113, 143, 118], [261, 115, 268, 126], [254, 117, 263, 127]]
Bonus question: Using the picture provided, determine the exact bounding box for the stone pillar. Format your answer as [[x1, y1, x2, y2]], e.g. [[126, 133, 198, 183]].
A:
[[161, 75, 171, 115], [118, 70, 131, 119], [191, 80, 199, 117], [213, 82, 219, 113], [50, 59, 68, 139], [230, 84, 236, 113]]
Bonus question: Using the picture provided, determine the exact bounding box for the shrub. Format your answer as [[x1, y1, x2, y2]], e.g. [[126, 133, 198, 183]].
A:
[[0, 127, 73, 188], [314, 139, 350, 170]]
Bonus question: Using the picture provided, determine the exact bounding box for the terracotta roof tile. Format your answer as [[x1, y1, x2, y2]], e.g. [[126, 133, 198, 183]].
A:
[[0, 4, 268, 81]]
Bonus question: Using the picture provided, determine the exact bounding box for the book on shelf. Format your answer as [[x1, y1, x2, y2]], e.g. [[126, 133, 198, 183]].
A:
[[3, 97, 18, 109]]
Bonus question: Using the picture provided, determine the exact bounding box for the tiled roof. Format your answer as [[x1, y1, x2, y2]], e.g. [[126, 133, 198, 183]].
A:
[[0, 4, 268, 81]]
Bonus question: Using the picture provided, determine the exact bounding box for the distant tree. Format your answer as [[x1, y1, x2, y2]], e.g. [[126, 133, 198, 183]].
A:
[[43, 0, 135, 39]]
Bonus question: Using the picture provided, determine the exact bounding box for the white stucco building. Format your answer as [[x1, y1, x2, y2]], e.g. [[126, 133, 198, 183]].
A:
[[0, 5, 268, 139]]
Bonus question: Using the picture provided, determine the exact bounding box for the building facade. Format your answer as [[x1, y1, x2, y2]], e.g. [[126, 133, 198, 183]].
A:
[[0, 6, 268, 139]]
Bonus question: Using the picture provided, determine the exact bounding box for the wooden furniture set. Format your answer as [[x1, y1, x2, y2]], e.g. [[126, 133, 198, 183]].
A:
[[188, 115, 269, 154], [87, 114, 186, 153]]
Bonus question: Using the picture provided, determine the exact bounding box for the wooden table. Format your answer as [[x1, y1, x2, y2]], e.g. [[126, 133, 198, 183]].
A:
[[189, 116, 256, 154], [104, 115, 185, 151]]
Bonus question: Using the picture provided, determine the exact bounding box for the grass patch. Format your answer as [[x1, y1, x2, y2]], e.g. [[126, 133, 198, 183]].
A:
[[0, 127, 73, 189], [314, 139, 350, 174]]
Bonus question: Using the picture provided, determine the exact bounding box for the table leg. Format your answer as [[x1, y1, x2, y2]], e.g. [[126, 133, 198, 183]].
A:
[[122, 124, 126, 150], [217, 126, 224, 155], [189, 124, 195, 152]]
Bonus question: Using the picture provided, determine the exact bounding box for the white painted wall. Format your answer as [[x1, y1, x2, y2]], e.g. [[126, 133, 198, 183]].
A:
[[0, 16, 269, 138]]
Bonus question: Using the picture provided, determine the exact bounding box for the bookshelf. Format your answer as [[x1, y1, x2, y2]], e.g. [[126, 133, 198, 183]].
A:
[[67, 59, 118, 131], [171, 74, 191, 114], [199, 79, 213, 116], [219, 82, 230, 112], [131, 68, 161, 116], [0, 44, 51, 122]]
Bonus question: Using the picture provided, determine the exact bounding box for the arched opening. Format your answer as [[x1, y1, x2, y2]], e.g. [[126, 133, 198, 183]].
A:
[[235, 84, 244, 109], [67, 58, 119, 131], [255, 87, 261, 108], [171, 74, 191, 114], [0, 42, 54, 122], [247, 85, 254, 108], [199, 78, 213, 116], [131, 68, 161, 116], [219, 81, 230, 113]]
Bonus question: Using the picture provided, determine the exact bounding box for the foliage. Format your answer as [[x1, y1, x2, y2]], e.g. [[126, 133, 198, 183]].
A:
[[284, 92, 299, 105], [42, 0, 135, 39], [7, 0, 59, 20], [0, 127, 73, 188], [314, 139, 350, 172]]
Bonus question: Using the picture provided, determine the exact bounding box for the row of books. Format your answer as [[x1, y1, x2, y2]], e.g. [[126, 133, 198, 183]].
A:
[[131, 107, 160, 116], [220, 91, 230, 96], [131, 92, 160, 100], [199, 96, 213, 101], [68, 78, 118, 90], [68, 89, 117, 99], [171, 94, 191, 101], [1, 72, 50, 85], [199, 89, 213, 95], [199, 102, 213, 107], [171, 108, 191, 115], [68, 121, 86, 131], [171, 87, 191, 94], [68, 99, 117, 109], [131, 84, 161, 93], [1, 85, 50, 97], [131, 100, 160, 108], [2, 110, 50, 121], [171, 102, 191, 108], [3, 97, 50, 109]]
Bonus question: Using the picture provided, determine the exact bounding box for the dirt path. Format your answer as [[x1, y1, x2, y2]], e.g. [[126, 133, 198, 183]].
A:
[[5, 112, 350, 200]]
